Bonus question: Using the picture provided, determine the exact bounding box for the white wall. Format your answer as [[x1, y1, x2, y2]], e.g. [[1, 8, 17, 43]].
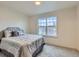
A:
[[0, 6, 29, 33], [28, 7, 77, 49]]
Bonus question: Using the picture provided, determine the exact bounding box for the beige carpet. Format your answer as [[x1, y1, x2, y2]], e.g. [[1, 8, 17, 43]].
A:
[[37, 44, 79, 57], [0, 44, 79, 57]]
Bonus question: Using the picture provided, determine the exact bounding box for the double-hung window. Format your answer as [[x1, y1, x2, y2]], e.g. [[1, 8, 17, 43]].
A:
[[38, 16, 57, 37]]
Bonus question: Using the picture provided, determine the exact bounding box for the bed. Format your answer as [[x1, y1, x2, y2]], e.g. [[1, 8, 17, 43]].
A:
[[0, 27, 45, 57]]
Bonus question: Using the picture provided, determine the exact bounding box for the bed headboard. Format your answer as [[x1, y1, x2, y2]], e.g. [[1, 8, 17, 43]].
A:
[[0, 27, 25, 39], [0, 31, 4, 41], [5, 27, 24, 32]]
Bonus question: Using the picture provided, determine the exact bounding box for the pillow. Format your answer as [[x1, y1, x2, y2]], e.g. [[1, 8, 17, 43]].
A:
[[18, 31, 25, 36], [11, 31, 19, 37], [4, 30, 12, 37]]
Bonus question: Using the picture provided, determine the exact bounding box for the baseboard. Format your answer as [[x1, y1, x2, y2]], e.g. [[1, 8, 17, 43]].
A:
[[46, 43, 79, 52]]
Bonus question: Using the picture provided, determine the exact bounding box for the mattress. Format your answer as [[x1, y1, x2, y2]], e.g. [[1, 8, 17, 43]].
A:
[[0, 34, 44, 57]]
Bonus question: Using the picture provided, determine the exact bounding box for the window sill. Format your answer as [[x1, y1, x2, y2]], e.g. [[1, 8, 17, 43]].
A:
[[41, 35, 57, 38]]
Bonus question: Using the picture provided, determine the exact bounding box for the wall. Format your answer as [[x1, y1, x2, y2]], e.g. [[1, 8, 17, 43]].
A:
[[0, 6, 29, 33], [76, 5, 79, 50], [28, 7, 77, 49]]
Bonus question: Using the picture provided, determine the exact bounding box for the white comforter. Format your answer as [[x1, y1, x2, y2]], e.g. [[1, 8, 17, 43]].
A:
[[0, 34, 44, 57]]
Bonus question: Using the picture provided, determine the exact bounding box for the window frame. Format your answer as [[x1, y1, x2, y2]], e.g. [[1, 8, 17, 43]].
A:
[[38, 16, 57, 37]]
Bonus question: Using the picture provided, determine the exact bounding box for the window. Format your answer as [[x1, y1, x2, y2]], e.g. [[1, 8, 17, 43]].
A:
[[38, 16, 57, 37]]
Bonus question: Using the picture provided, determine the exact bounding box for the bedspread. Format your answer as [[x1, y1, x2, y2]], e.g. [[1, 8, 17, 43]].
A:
[[0, 34, 44, 57]]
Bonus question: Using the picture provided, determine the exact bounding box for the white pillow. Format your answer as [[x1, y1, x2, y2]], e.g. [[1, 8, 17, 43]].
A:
[[4, 30, 11, 37]]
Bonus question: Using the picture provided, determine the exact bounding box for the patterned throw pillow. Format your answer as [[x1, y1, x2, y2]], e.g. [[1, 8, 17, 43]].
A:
[[11, 31, 19, 37], [18, 31, 25, 36]]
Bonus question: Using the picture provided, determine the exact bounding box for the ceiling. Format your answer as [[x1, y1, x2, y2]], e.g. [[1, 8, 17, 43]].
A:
[[0, 1, 79, 16]]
